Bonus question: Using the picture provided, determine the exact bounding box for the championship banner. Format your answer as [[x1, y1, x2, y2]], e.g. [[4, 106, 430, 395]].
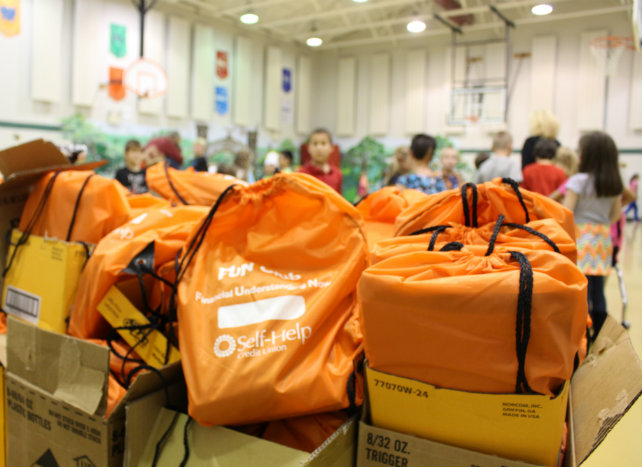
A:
[[282, 68, 292, 93], [215, 86, 228, 115], [216, 51, 228, 80], [110, 23, 127, 58], [0, 0, 20, 37]]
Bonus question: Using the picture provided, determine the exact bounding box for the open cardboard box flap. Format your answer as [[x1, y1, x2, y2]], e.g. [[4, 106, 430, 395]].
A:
[[570, 316, 642, 465]]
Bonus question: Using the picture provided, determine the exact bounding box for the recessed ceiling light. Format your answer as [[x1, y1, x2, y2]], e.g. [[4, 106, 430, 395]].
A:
[[407, 20, 426, 33], [240, 12, 259, 24], [306, 36, 323, 47], [352, 0, 368, 3], [531, 4, 553, 16]]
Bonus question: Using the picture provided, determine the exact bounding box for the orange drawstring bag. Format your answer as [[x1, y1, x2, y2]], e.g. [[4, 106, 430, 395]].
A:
[[68, 206, 208, 339], [176, 173, 368, 426], [145, 163, 245, 206], [359, 244, 588, 396], [18, 170, 132, 244], [395, 178, 575, 239], [356, 187, 428, 247], [372, 215, 577, 265], [126, 192, 171, 217]]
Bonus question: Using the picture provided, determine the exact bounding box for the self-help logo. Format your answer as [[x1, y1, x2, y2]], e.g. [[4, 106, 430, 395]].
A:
[[213, 324, 312, 359]]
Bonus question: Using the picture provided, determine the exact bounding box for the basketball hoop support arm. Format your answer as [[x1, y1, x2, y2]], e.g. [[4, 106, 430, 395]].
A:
[[490, 5, 515, 121], [131, 0, 158, 58]]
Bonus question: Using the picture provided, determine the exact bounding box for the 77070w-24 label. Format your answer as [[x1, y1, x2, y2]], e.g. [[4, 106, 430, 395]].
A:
[[373, 378, 429, 398]]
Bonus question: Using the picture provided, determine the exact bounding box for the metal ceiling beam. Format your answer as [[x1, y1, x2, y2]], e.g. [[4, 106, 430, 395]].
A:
[[322, 5, 630, 49], [218, 0, 296, 15], [258, 0, 419, 28]]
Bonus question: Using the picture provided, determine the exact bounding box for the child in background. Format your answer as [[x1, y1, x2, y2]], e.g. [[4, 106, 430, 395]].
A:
[[191, 137, 208, 172], [474, 151, 490, 169], [115, 140, 148, 194], [386, 146, 412, 186], [279, 150, 294, 173], [396, 134, 445, 194], [474, 131, 522, 183], [521, 138, 567, 195], [563, 131, 623, 340], [624, 174, 639, 222], [549, 146, 578, 202], [440, 146, 463, 190], [299, 129, 342, 194], [263, 151, 280, 178]]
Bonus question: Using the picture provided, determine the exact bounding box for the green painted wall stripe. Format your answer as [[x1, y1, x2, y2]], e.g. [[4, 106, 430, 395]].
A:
[[0, 120, 62, 132], [460, 148, 642, 155]]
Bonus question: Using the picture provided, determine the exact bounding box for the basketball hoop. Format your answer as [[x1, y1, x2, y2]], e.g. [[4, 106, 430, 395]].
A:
[[589, 36, 636, 77], [464, 115, 480, 124], [124, 58, 168, 98]]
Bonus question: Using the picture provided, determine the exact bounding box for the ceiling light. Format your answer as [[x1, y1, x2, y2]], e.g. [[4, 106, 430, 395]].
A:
[[306, 36, 323, 47], [407, 19, 426, 33], [240, 11, 259, 24], [531, 4, 553, 16], [352, 0, 368, 2]]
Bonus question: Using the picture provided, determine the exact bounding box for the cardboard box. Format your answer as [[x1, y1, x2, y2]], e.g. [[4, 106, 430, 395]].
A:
[[5, 317, 181, 467], [365, 365, 568, 466], [0, 139, 104, 294], [357, 316, 642, 467], [133, 406, 358, 467]]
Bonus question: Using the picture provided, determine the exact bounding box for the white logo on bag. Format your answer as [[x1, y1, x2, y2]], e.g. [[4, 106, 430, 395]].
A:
[[213, 334, 236, 357], [218, 296, 305, 328], [218, 263, 254, 280]]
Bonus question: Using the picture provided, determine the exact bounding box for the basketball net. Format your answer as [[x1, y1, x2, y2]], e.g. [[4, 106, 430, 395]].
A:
[[590, 36, 635, 77]]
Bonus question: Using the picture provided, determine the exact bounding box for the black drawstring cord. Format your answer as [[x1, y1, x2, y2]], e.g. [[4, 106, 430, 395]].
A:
[[152, 411, 181, 467], [439, 241, 464, 252], [178, 417, 193, 467], [408, 224, 450, 237], [164, 161, 190, 205], [485, 215, 506, 256], [502, 222, 560, 253], [509, 251, 534, 394], [460, 183, 478, 227], [501, 178, 530, 224], [428, 226, 451, 251], [66, 174, 94, 241]]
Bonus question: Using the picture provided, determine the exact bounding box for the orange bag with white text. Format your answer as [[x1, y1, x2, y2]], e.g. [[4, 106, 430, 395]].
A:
[[359, 245, 588, 396], [176, 173, 368, 426], [395, 178, 575, 239], [145, 163, 245, 206], [356, 187, 427, 247], [68, 206, 208, 339], [19, 170, 132, 244]]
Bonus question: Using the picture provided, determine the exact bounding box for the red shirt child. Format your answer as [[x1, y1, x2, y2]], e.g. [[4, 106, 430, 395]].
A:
[[521, 138, 566, 196], [299, 129, 342, 194]]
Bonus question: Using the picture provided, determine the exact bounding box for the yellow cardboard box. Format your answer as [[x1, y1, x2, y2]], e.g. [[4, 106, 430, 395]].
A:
[[2, 229, 89, 334], [365, 364, 568, 466]]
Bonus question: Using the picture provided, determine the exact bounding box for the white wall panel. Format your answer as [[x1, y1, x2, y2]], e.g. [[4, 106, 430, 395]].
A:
[[296, 56, 311, 134], [336, 57, 356, 136], [191, 24, 214, 122], [630, 51, 642, 130], [71, 0, 103, 107], [138, 10, 165, 115], [485, 43, 506, 82], [31, 0, 64, 102], [530, 36, 557, 113], [577, 30, 608, 131], [251, 41, 264, 128], [233, 36, 252, 127], [264, 46, 282, 131], [166, 17, 190, 118], [404, 50, 426, 134], [453, 46, 467, 84], [369, 54, 390, 135]]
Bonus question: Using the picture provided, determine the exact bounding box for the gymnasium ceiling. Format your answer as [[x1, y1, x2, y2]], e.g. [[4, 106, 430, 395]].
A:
[[156, 0, 636, 49]]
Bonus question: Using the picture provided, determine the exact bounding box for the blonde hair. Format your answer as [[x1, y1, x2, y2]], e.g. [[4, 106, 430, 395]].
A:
[[529, 110, 560, 139], [393, 145, 410, 161], [553, 146, 578, 176]]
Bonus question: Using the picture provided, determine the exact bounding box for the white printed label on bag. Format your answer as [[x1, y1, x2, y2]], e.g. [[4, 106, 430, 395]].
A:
[[4, 285, 41, 325], [217, 295, 305, 328]]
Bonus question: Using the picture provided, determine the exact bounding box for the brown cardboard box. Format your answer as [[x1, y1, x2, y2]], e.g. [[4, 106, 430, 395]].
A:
[[357, 316, 642, 467], [0, 139, 104, 293], [131, 404, 358, 467], [5, 317, 180, 467]]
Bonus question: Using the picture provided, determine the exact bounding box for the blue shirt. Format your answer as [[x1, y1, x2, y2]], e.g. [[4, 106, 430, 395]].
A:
[[396, 173, 446, 194]]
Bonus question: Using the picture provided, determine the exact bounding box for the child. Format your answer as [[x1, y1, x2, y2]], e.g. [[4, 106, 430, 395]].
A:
[[263, 151, 280, 178], [474, 131, 522, 183], [624, 174, 639, 222], [191, 137, 208, 172], [474, 151, 490, 169], [563, 131, 623, 340], [396, 134, 445, 194], [386, 146, 411, 186], [549, 146, 578, 202], [440, 146, 463, 190], [278, 150, 294, 174], [521, 138, 567, 195], [299, 129, 342, 193], [115, 140, 148, 194]]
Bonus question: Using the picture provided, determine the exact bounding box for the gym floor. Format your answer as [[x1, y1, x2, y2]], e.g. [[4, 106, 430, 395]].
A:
[[583, 222, 642, 467]]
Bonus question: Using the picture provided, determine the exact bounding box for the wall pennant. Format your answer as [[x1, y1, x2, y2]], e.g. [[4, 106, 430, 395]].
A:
[[0, 0, 20, 37], [110, 23, 127, 58], [282, 68, 292, 93], [215, 86, 229, 115], [216, 51, 229, 80]]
